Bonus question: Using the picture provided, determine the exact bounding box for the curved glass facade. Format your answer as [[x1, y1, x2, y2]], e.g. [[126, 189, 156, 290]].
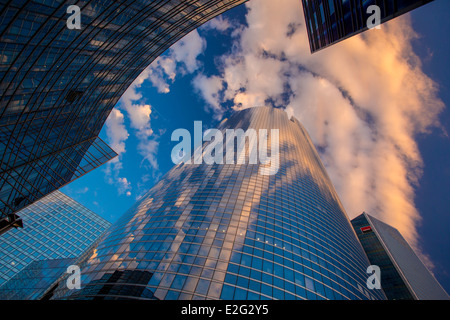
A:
[[0, 0, 246, 218], [55, 107, 386, 300]]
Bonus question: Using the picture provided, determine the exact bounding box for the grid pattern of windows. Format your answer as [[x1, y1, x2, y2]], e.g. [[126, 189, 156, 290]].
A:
[[0, 0, 247, 218], [57, 107, 386, 300], [0, 258, 74, 300], [351, 213, 414, 300], [0, 190, 111, 288], [0, 136, 117, 222], [302, 0, 434, 53]]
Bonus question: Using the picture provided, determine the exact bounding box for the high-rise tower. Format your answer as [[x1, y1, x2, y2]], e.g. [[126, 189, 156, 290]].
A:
[[54, 107, 386, 300], [351, 212, 449, 300], [302, 0, 434, 53], [0, 190, 111, 299]]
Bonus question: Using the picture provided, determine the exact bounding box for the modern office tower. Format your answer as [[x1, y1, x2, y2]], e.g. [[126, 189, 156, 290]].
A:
[[53, 107, 386, 300], [351, 212, 449, 300], [0, 258, 75, 300], [0, 0, 247, 227], [0, 190, 111, 289], [302, 0, 434, 53]]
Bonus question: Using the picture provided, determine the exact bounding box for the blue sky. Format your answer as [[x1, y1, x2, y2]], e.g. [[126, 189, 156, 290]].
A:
[[61, 0, 450, 294]]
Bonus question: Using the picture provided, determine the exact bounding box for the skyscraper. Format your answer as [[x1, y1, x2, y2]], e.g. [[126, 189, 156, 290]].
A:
[[0, 190, 111, 289], [302, 0, 434, 53], [0, 258, 75, 300], [0, 0, 247, 225], [53, 107, 386, 300], [351, 212, 449, 300]]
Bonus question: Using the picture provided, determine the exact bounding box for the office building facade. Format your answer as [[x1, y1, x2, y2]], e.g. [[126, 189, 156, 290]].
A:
[[351, 212, 449, 300], [0, 190, 111, 289], [0, 258, 75, 300], [53, 107, 386, 300], [0, 0, 247, 226], [302, 0, 434, 52]]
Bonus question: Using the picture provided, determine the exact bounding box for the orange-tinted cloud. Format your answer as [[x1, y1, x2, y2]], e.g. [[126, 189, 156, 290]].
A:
[[193, 0, 445, 269]]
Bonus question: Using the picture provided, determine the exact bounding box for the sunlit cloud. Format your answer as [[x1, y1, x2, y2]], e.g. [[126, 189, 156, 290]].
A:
[[104, 108, 132, 196], [192, 0, 445, 269], [200, 15, 234, 32], [102, 0, 444, 270]]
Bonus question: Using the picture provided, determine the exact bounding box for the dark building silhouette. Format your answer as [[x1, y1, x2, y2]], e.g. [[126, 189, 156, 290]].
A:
[[79, 270, 158, 300], [302, 0, 434, 53]]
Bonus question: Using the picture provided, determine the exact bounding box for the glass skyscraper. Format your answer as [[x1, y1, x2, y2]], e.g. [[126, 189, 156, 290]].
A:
[[53, 107, 386, 300], [0, 257, 75, 300], [351, 212, 449, 300], [302, 0, 434, 53], [0, 190, 111, 290], [0, 0, 247, 226]]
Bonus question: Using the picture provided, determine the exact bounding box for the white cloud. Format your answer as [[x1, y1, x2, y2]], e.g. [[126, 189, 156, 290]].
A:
[[171, 29, 206, 74], [104, 27, 211, 185], [120, 68, 154, 136], [105, 109, 129, 156], [105, 67, 159, 196], [103, 27, 210, 190], [104, 108, 133, 196], [147, 56, 175, 93], [192, 74, 224, 119], [77, 186, 89, 194], [138, 136, 159, 172], [192, 0, 444, 269], [117, 177, 132, 196], [201, 15, 233, 32], [145, 29, 207, 93]]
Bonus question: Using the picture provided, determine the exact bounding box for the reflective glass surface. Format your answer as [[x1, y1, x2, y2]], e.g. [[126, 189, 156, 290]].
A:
[[302, 0, 434, 52], [0, 0, 246, 217], [56, 107, 386, 300], [352, 212, 449, 300], [0, 258, 74, 300], [0, 190, 111, 289]]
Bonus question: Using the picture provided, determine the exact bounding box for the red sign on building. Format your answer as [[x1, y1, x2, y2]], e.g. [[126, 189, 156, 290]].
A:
[[361, 226, 372, 233]]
